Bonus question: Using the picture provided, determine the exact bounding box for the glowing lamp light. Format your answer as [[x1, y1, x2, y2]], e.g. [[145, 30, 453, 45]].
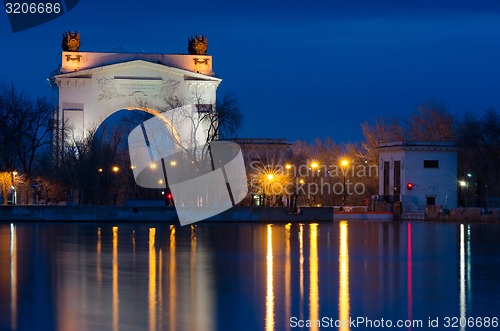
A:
[[407, 182, 414, 190], [167, 193, 172, 199]]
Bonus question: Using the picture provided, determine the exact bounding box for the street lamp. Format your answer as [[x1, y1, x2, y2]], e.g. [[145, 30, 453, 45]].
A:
[[340, 158, 350, 210], [309, 161, 320, 206], [284, 164, 293, 212], [459, 180, 468, 207], [265, 173, 274, 206], [11, 171, 18, 205]]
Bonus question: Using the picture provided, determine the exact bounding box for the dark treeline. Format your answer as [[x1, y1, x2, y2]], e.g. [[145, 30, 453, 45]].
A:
[[0, 83, 243, 205], [0, 82, 498, 207], [288, 99, 500, 207]]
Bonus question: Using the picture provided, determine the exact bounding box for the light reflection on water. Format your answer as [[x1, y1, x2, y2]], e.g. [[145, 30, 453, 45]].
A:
[[338, 221, 349, 331], [0, 221, 499, 331], [265, 225, 274, 331]]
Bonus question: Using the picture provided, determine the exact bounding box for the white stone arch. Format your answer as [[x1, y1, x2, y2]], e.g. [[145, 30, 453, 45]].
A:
[[49, 53, 221, 156], [94, 106, 182, 147]]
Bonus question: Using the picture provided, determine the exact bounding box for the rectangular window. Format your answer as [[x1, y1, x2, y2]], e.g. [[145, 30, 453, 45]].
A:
[[383, 161, 390, 195], [62, 107, 84, 144], [196, 104, 213, 113], [424, 160, 439, 168], [394, 160, 401, 195]]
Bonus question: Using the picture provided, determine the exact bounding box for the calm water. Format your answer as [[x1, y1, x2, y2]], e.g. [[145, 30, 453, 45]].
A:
[[0, 221, 499, 331]]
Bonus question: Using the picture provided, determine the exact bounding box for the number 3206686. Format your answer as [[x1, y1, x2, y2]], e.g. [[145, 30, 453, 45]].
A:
[[5, 2, 61, 14]]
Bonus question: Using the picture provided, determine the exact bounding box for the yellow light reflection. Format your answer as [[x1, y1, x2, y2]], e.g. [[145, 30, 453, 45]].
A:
[[10, 224, 17, 331], [97, 228, 102, 286], [459, 224, 466, 331], [285, 223, 291, 331], [339, 221, 350, 331], [265, 225, 275, 331], [190, 225, 198, 330], [309, 224, 319, 331], [112, 226, 119, 331], [158, 249, 163, 328], [169, 225, 177, 331], [149, 228, 157, 331], [299, 224, 304, 319]]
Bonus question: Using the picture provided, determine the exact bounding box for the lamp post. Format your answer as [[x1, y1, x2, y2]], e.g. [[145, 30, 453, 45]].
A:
[[266, 173, 274, 206], [467, 173, 478, 207], [112, 166, 120, 205], [459, 180, 467, 207], [285, 163, 292, 212], [310, 161, 319, 206], [11, 171, 17, 205], [340, 159, 350, 210]]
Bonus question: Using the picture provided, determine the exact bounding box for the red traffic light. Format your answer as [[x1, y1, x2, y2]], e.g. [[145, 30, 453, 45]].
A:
[[407, 182, 414, 190]]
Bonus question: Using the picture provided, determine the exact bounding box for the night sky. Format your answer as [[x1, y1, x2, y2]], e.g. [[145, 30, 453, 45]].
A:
[[1, 0, 500, 142]]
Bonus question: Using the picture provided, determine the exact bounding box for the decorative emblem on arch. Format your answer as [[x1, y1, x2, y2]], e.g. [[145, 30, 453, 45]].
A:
[[65, 55, 82, 62], [62, 31, 81, 52], [193, 58, 209, 65], [188, 35, 208, 55]]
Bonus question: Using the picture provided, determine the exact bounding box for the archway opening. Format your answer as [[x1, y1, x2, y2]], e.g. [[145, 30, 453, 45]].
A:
[[69, 108, 175, 206]]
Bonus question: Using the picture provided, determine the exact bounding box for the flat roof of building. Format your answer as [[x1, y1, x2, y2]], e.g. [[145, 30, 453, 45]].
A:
[[377, 141, 458, 152], [378, 141, 456, 148], [231, 138, 291, 145]]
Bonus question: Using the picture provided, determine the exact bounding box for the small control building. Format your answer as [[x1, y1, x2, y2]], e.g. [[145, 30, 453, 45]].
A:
[[378, 141, 458, 212]]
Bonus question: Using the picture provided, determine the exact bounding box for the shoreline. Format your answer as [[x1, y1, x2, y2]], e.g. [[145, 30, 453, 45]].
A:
[[0, 205, 334, 223], [0, 205, 498, 223]]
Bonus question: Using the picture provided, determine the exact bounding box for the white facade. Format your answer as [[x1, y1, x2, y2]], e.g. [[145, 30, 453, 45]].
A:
[[378, 141, 458, 211], [49, 51, 221, 147]]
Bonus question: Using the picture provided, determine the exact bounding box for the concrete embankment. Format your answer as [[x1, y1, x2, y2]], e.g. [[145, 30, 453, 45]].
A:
[[0, 205, 334, 223]]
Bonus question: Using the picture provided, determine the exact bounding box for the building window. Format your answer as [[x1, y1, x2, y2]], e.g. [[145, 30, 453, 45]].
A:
[[196, 104, 213, 113], [383, 161, 390, 195], [393, 160, 401, 195], [423, 160, 439, 168]]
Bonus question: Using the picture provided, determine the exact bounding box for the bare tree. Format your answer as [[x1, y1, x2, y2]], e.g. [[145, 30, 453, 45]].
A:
[[0, 84, 30, 172], [457, 108, 500, 207], [0, 172, 13, 205], [208, 93, 242, 140], [408, 99, 454, 141], [0, 83, 53, 204]]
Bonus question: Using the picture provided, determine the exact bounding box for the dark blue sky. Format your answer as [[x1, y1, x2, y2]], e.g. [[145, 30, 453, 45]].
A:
[[1, 0, 500, 142]]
